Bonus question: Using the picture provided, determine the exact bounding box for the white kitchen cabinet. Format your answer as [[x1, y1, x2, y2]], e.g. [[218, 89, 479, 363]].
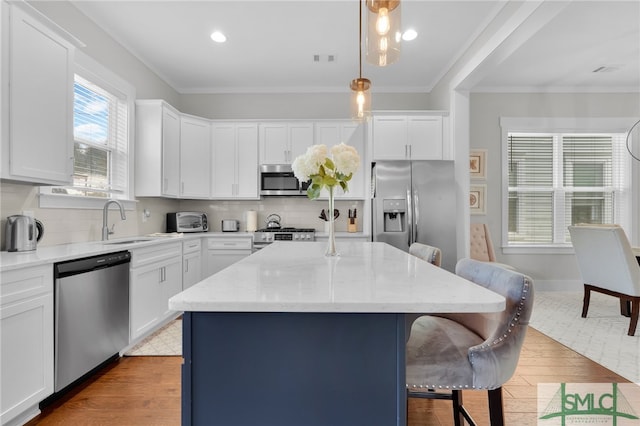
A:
[[204, 236, 253, 278], [372, 114, 445, 160], [180, 115, 211, 198], [259, 122, 314, 164], [135, 100, 180, 197], [314, 121, 366, 200], [182, 239, 202, 290], [129, 242, 182, 341], [211, 122, 259, 199], [1, 3, 75, 185], [0, 264, 54, 426]]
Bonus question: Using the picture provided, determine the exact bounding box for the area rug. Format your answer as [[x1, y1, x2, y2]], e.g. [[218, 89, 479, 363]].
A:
[[529, 291, 639, 383], [125, 318, 182, 356]]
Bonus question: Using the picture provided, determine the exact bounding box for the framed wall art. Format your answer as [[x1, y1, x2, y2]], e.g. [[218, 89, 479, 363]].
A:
[[470, 184, 486, 215], [470, 149, 487, 179]]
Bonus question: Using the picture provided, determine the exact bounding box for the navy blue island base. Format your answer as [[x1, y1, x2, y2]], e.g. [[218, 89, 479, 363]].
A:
[[181, 311, 407, 426]]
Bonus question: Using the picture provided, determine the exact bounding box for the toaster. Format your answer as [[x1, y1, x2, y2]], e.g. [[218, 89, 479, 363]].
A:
[[166, 212, 208, 233], [221, 219, 240, 232]]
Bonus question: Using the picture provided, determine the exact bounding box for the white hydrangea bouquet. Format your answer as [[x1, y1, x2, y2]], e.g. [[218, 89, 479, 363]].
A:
[[291, 143, 360, 199], [292, 143, 360, 256]]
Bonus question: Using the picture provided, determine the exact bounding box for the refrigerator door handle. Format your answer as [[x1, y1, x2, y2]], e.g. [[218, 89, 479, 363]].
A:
[[406, 186, 413, 247], [413, 189, 419, 243]]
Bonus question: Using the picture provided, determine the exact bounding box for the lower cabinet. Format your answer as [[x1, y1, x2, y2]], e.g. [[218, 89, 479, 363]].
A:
[[0, 264, 54, 426], [205, 236, 253, 278], [129, 242, 183, 341], [182, 239, 202, 290]]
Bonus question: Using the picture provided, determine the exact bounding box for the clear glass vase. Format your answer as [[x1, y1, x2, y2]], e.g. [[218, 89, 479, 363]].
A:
[[325, 186, 338, 257]]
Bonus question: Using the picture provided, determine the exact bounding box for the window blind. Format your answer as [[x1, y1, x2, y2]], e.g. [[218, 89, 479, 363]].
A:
[[67, 75, 128, 197], [507, 132, 629, 246]]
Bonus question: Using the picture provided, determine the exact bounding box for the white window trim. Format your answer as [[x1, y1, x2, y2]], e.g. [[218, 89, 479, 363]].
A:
[[500, 117, 638, 253], [39, 50, 136, 209]]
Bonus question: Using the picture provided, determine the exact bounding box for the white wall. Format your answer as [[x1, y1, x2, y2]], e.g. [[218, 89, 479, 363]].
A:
[[470, 92, 640, 289]]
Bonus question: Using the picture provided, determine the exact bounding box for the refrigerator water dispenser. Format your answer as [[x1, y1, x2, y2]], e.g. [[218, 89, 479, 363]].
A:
[[382, 199, 406, 232]]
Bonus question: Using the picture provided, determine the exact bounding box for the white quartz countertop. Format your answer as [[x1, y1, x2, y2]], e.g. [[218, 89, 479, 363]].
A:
[[0, 232, 253, 271], [169, 241, 506, 314]]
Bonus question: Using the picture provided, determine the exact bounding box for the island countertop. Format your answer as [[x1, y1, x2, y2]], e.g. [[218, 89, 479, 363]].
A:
[[169, 241, 505, 313]]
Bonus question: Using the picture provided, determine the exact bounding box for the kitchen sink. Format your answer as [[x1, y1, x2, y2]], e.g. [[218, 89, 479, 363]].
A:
[[103, 238, 154, 245]]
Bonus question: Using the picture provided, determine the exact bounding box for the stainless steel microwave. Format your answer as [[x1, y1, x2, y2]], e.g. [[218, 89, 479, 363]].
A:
[[166, 212, 208, 233], [260, 164, 310, 196]]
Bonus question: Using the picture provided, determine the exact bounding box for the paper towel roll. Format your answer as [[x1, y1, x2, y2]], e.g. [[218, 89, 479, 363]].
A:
[[246, 210, 258, 232]]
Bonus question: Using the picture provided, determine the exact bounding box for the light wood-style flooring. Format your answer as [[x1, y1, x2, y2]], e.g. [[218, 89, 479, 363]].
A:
[[26, 327, 630, 426]]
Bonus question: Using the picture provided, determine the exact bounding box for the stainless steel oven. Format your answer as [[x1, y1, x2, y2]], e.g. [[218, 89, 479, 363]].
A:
[[259, 164, 310, 196]]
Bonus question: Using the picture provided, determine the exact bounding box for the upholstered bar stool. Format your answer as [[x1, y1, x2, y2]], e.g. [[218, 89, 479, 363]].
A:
[[406, 258, 534, 426], [409, 242, 442, 267]]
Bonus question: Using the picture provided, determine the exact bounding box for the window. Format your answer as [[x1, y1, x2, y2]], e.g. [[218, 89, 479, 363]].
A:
[[40, 52, 135, 208], [505, 131, 630, 247]]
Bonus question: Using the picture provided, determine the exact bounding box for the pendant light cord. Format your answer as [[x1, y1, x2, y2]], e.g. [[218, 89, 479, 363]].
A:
[[358, 0, 362, 79]]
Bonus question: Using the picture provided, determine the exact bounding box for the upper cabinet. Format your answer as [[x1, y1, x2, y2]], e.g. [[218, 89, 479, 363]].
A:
[[259, 122, 314, 164], [1, 3, 75, 185], [211, 122, 259, 199], [135, 100, 180, 197], [372, 113, 449, 161], [180, 115, 211, 199]]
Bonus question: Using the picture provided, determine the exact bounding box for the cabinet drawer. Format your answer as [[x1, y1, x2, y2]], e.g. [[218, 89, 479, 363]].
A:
[[130, 242, 182, 268], [183, 239, 202, 254], [0, 264, 52, 306], [207, 237, 252, 250]]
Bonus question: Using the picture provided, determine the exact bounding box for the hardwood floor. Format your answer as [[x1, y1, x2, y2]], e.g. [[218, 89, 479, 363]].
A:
[[26, 327, 630, 426]]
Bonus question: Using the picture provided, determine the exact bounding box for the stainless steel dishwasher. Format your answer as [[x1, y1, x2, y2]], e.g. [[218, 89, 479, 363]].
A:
[[54, 251, 130, 393]]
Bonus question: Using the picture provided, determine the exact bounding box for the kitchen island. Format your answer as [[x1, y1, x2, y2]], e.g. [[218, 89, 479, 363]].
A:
[[169, 241, 505, 426]]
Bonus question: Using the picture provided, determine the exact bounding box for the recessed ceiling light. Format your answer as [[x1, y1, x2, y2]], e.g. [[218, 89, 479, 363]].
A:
[[210, 31, 227, 43], [402, 29, 417, 41]]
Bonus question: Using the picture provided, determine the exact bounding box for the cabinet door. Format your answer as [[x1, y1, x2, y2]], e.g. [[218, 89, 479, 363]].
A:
[[180, 116, 211, 198], [259, 123, 288, 164], [5, 6, 74, 184], [235, 124, 259, 198], [372, 116, 408, 160], [407, 116, 443, 160], [130, 264, 164, 340], [211, 123, 237, 198], [1, 294, 54, 423], [162, 106, 180, 197], [337, 123, 365, 199], [288, 122, 314, 162], [160, 259, 182, 318], [206, 250, 251, 277], [183, 251, 202, 290]]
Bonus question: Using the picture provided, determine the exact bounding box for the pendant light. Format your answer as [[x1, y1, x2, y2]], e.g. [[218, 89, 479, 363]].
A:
[[351, 0, 371, 121], [365, 0, 401, 66]]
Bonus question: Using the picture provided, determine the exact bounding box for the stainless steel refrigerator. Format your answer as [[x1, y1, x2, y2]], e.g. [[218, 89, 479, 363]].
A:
[[372, 160, 457, 271]]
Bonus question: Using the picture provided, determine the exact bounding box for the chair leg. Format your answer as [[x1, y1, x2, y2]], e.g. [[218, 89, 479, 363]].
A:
[[581, 285, 591, 318], [488, 388, 504, 426], [628, 298, 639, 336], [451, 390, 464, 426], [620, 298, 631, 317]]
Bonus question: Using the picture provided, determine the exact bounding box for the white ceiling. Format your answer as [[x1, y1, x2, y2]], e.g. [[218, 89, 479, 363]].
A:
[[70, 0, 640, 95]]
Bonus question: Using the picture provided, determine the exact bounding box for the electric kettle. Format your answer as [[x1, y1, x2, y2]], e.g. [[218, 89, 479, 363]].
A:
[[5, 215, 44, 252]]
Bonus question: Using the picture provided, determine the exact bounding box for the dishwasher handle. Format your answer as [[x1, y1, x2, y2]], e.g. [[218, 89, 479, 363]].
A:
[[55, 251, 131, 278]]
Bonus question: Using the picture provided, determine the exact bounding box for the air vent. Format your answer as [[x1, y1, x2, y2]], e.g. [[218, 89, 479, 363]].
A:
[[313, 54, 337, 63]]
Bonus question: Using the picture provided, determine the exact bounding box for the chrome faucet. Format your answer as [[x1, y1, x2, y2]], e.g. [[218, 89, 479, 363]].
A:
[[102, 200, 126, 241]]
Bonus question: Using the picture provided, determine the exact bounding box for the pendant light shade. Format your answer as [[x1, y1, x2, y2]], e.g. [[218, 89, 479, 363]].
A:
[[350, 77, 371, 120], [350, 0, 371, 121], [365, 0, 401, 66]]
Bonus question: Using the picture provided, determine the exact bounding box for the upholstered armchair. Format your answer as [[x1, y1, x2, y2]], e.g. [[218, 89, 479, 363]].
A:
[[406, 258, 534, 426], [568, 224, 640, 336], [409, 242, 442, 267]]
